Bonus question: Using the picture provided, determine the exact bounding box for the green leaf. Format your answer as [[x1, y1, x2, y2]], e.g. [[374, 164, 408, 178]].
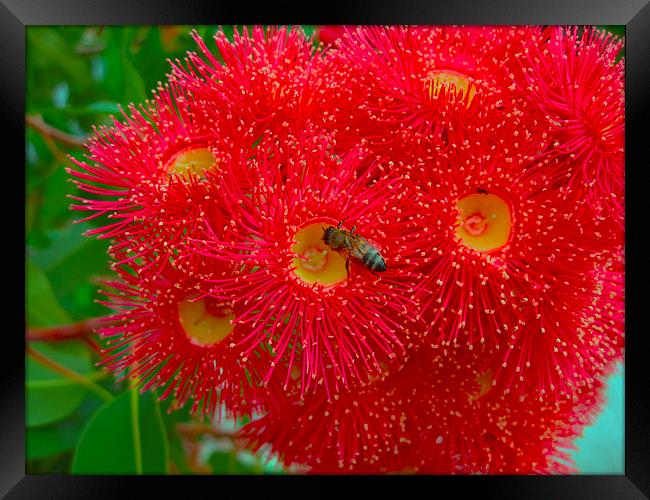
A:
[[168, 435, 193, 474], [30, 222, 89, 271], [101, 29, 126, 101], [82, 101, 121, 115], [158, 398, 200, 474], [131, 27, 170, 92], [72, 390, 169, 474], [36, 167, 76, 230], [27, 396, 105, 459], [122, 28, 147, 105], [29, 222, 112, 321], [99, 27, 145, 105], [26, 451, 75, 474], [208, 450, 238, 474], [26, 258, 73, 327], [27, 382, 86, 429], [27, 28, 90, 94], [27, 419, 84, 459], [27, 342, 93, 427]]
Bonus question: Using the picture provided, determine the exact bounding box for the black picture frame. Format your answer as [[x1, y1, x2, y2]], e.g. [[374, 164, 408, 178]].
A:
[[6, 0, 649, 497]]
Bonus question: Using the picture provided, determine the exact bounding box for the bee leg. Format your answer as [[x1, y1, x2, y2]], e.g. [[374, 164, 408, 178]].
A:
[[350, 225, 356, 235], [337, 220, 343, 229], [345, 257, 351, 283]]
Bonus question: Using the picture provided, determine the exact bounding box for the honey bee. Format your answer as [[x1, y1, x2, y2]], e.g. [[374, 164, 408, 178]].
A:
[[322, 221, 386, 277]]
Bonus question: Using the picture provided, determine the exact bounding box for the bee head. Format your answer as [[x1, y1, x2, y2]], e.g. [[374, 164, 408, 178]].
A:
[[322, 226, 335, 243]]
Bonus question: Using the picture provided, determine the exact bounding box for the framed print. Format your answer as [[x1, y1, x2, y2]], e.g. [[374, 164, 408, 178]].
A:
[[5, 0, 650, 498]]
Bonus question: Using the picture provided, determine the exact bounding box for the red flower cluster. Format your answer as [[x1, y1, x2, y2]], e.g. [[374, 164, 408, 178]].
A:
[[70, 25, 624, 473]]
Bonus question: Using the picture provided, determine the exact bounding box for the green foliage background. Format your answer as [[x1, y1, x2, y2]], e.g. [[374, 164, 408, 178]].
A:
[[25, 25, 622, 475]]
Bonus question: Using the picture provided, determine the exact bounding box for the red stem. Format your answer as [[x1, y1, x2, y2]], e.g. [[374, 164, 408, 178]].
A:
[[176, 422, 236, 439], [26, 114, 87, 148], [26, 317, 118, 341]]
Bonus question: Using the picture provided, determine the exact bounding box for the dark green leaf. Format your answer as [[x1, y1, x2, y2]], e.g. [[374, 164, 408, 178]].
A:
[[27, 342, 93, 427], [27, 396, 105, 459], [34, 101, 121, 118], [27, 28, 90, 100], [36, 167, 76, 230], [29, 222, 112, 321], [158, 398, 202, 474], [72, 390, 169, 474], [122, 28, 147, 105], [83, 101, 121, 114], [131, 27, 171, 91], [26, 451, 74, 474], [101, 28, 126, 101], [26, 259, 73, 327], [28, 421, 82, 459]]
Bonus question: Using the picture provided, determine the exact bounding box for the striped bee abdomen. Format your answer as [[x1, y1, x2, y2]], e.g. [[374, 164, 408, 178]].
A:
[[362, 248, 386, 272]]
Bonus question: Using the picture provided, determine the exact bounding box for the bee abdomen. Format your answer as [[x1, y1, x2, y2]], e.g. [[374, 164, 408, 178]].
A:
[[362, 250, 386, 272]]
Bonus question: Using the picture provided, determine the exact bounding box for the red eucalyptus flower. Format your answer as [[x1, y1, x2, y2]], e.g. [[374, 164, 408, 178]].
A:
[[410, 344, 604, 474], [584, 247, 625, 372], [66, 25, 626, 474], [322, 25, 546, 159], [68, 82, 244, 275], [314, 25, 348, 47], [517, 26, 625, 223], [97, 259, 274, 419], [238, 342, 604, 474], [237, 364, 411, 473], [195, 132, 425, 396], [171, 26, 332, 151], [399, 116, 620, 396], [486, 253, 623, 397]]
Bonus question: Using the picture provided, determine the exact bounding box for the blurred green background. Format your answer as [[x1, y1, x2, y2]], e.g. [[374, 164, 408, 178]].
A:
[[24, 25, 623, 474]]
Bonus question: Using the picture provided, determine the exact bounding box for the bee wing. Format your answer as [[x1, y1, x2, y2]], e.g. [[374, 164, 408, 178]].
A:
[[362, 236, 383, 253]]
